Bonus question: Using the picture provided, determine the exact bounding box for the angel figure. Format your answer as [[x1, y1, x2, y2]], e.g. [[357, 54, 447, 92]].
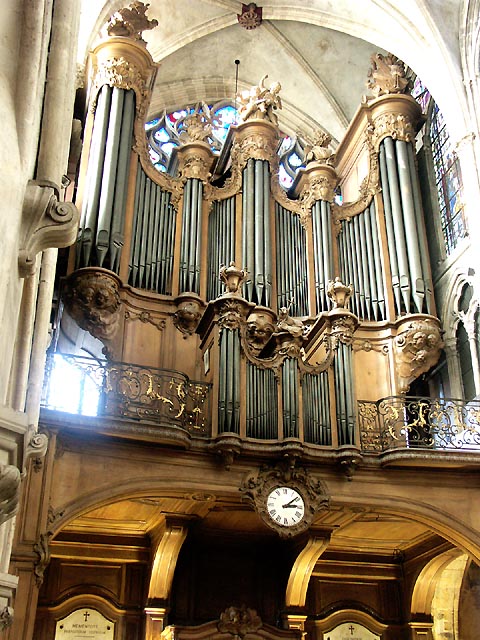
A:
[[238, 75, 282, 125]]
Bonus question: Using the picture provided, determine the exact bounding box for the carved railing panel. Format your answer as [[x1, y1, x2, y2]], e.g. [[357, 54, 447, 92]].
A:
[[42, 354, 210, 435], [359, 396, 480, 451]]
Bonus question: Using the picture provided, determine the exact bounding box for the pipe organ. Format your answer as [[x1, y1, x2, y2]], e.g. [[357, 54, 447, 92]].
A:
[[62, 35, 444, 460]]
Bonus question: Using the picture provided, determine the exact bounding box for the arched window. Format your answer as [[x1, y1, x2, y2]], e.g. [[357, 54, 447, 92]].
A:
[[412, 77, 467, 257]]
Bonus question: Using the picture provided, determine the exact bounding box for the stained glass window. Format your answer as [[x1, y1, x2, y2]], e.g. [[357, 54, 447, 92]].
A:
[[412, 77, 467, 255], [145, 101, 309, 189]]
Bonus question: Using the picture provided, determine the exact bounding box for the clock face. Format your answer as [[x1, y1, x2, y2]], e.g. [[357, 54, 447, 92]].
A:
[[266, 486, 305, 527]]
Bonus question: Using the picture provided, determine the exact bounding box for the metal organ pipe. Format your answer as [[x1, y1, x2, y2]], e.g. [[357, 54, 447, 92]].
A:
[[303, 372, 331, 445], [218, 329, 241, 433], [77, 86, 135, 271], [77, 85, 111, 267], [242, 159, 272, 306], [207, 198, 235, 300], [275, 204, 309, 316], [334, 342, 355, 445], [128, 165, 176, 294]]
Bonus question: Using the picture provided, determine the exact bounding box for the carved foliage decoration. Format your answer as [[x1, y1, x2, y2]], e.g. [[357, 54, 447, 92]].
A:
[[19, 180, 79, 277], [366, 53, 410, 98], [63, 268, 122, 343], [93, 56, 149, 118], [370, 112, 415, 149], [0, 607, 13, 631], [394, 318, 444, 393], [106, 1, 158, 41]]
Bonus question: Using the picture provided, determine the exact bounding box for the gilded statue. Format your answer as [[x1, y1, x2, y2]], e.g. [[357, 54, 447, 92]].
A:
[[276, 306, 304, 338], [238, 75, 282, 125]]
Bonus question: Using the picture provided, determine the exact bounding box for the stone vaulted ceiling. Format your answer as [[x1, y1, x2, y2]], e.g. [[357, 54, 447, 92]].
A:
[[79, 0, 469, 146]]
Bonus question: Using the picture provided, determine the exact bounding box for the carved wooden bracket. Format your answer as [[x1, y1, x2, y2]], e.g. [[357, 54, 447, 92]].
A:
[[19, 180, 79, 277], [394, 316, 444, 393]]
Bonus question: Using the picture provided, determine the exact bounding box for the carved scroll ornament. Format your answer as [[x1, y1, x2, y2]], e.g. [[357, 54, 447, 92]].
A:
[[19, 180, 79, 277], [394, 318, 444, 393]]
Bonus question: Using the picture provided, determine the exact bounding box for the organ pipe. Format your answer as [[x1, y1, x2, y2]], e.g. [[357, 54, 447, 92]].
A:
[[275, 204, 309, 316], [338, 202, 386, 321], [334, 342, 355, 445], [77, 87, 135, 271], [303, 372, 331, 445], [379, 137, 431, 315], [179, 178, 203, 294], [246, 363, 278, 439], [281, 358, 299, 438], [129, 165, 176, 294], [242, 159, 272, 306], [218, 329, 241, 433], [207, 198, 235, 300]]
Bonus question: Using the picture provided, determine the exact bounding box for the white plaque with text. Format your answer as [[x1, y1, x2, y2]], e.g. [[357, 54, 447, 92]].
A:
[[324, 622, 380, 640], [55, 609, 115, 639]]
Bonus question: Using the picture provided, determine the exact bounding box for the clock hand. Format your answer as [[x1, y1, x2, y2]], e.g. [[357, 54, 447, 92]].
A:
[[282, 498, 301, 508]]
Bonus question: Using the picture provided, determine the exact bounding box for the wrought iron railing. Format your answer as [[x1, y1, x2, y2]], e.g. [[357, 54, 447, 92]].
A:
[[359, 396, 480, 451], [42, 353, 211, 435]]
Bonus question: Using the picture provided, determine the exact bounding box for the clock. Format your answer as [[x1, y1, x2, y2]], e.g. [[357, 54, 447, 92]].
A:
[[267, 486, 305, 528], [240, 464, 329, 537]]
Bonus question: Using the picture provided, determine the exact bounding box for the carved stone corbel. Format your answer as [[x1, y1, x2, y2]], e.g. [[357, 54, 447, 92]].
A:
[[0, 607, 14, 631], [394, 316, 444, 393], [19, 180, 79, 277]]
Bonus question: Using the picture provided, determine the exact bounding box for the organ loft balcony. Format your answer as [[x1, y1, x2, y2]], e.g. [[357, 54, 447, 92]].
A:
[[40, 266, 480, 474]]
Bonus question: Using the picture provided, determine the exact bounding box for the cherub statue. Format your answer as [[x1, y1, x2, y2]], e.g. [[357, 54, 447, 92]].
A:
[[177, 102, 219, 144], [237, 75, 282, 125], [107, 1, 158, 41], [366, 53, 410, 97], [304, 130, 335, 164]]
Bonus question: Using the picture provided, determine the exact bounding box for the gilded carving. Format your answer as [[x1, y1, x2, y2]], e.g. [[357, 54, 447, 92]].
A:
[[331, 135, 379, 224], [63, 269, 122, 343], [19, 180, 79, 277], [106, 1, 158, 41], [370, 112, 415, 148], [366, 53, 410, 98], [238, 75, 282, 126], [394, 319, 444, 393], [327, 278, 353, 309], [330, 314, 358, 347], [93, 56, 149, 116], [178, 102, 217, 145], [218, 606, 262, 636], [237, 3, 262, 30], [231, 128, 279, 168]]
